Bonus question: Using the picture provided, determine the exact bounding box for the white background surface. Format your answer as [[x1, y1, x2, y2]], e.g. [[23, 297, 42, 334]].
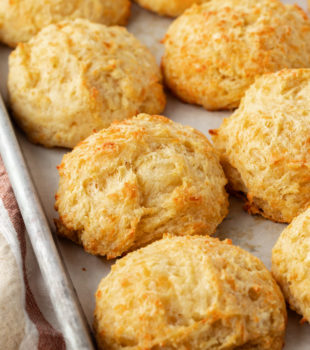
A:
[[0, 1, 309, 348]]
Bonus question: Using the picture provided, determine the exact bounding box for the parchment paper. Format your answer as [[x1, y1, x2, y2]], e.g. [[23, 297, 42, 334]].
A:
[[0, 1, 309, 348]]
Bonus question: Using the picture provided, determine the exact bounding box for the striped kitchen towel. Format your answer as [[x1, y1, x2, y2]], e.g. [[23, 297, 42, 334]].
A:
[[0, 155, 66, 350]]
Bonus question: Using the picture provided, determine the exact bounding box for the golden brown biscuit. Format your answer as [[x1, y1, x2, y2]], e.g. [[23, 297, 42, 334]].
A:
[[8, 19, 165, 148], [133, 0, 209, 17], [55, 114, 228, 258], [212, 69, 310, 223], [0, 0, 131, 47], [94, 235, 287, 350], [162, 0, 310, 110], [272, 207, 310, 323]]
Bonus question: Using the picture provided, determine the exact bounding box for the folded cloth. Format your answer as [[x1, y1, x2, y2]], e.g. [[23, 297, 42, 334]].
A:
[[0, 156, 65, 350]]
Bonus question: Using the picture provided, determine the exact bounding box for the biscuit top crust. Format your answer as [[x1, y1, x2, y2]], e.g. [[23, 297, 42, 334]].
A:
[[163, 0, 310, 109], [212, 68, 310, 222], [272, 207, 310, 322], [95, 235, 286, 350], [55, 114, 228, 258]]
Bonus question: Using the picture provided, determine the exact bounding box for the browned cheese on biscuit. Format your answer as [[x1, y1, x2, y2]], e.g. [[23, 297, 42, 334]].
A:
[[133, 0, 210, 17], [8, 19, 166, 148], [94, 235, 287, 350], [272, 207, 310, 323], [0, 0, 131, 47], [55, 114, 228, 258], [162, 0, 310, 110], [212, 69, 310, 223]]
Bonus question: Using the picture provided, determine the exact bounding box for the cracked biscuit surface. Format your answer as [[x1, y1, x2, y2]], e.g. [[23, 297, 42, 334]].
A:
[[212, 69, 310, 223], [0, 0, 131, 47], [8, 19, 165, 148], [162, 0, 310, 110], [94, 235, 287, 350], [272, 207, 310, 323], [55, 114, 228, 258]]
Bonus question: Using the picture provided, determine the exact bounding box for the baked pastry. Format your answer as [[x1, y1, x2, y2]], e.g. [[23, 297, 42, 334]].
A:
[[8, 19, 165, 148], [133, 0, 209, 17], [94, 235, 287, 350], [211, 69, 310, 223], [272, 207, 310, 323], [55, 114, 228, 258], [162, 0, 310, 110], [0, 0, 131, 47]]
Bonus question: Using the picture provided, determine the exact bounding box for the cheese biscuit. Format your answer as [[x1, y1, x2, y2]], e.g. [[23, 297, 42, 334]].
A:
[[8, 20, 165, 148], [272, 207, 310, 323], [55, 114, 228, 258], [95, 235, 287, 350], [212, 69, 310, 223]]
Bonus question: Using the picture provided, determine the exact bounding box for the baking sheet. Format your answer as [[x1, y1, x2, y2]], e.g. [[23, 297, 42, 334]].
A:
[[0, 1, 309, 348]]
